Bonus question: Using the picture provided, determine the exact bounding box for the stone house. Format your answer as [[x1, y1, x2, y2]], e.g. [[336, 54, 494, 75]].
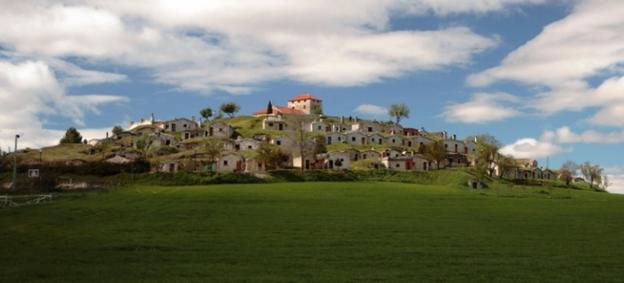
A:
[[346, 131, 367, 145], [367, 133, 384, 145], [360, 149, 382, 160], [262, 116, 288, 131], [326, 132, 346, 145], [205, 121, 233, 138], [351, 121, 383, 134], [236, 137, 262, 151], [384, 135, 403, 147], [287, 93, 322, 115], [324, 150, 352, 170], [217, 153, 244, 173], [162, 117, 198, 133]]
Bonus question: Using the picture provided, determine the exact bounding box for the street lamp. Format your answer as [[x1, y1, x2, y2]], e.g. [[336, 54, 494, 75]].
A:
[[12, 134, 20, 192]]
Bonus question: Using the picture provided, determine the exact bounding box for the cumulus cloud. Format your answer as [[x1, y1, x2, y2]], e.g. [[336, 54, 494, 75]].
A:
[[0, 1, 506, 94], [499, 138, 566, 159], [355, 104, 388, 116], [442, 92, 521, 123], [604, 166, 624, 194], [0, 60, 125, 149], [468, 0, 624, 124], [542, 126, 624, 144]]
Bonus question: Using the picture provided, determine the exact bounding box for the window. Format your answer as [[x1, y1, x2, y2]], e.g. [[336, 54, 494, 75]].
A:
[[368, 127, 373, 132], [218, 128, 223, 132], [352, 137, 356, 142], [223, 160, 229, 166], [395, 163, 400, 168], [276, 140, 282, 145], [392, 139, 395, 143], [269, 123, 274, 127], [184, 124, 187, 128], [247, 145, 252, 149]]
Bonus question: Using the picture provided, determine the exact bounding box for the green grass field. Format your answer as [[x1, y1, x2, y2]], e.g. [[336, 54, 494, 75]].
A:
[[1, 182, 623, 282]]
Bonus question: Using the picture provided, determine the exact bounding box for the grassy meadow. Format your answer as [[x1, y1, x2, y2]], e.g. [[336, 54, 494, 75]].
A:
[[1, 181, 623, 282]]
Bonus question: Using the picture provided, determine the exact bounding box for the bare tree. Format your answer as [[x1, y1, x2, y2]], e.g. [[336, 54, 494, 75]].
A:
[[559, 160, 577, 186]]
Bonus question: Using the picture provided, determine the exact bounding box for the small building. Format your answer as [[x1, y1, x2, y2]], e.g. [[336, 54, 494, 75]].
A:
[[326, 132, 346, 145], [346, 131, 367, 145], [324, 151, 352, 170], [351, 121, 383, 134], [236, 137, 262, 151], [262, 117, 288, 131], [160, 161, 179, 173], [217, 153, 244, 173], [287, 93, 323, 115], [360, 149, 382, 160], [367, 133, 384, 145], [205, 121, 233, 138], [384, 135, 403, 147], [162, 117, 199, 133]]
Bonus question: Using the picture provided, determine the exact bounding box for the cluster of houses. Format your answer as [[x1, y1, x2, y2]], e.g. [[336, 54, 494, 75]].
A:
[[100, 93, 556, 181]]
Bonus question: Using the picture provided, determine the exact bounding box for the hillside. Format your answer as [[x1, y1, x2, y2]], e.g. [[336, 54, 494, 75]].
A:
[[1, 181, 623, 282]]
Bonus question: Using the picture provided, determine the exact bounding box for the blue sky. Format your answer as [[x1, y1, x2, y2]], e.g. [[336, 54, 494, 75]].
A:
[[0, 0, 623, 192]]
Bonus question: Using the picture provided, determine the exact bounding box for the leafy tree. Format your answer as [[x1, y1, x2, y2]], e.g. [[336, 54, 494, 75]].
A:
[[112, 125, 123, 137], [313, 135, 327, 155], [579, 162, 603, 190], [474, 134, 500, 177], [204, 138, 224, 164], [495, 154, 517, 178], [200, 107, 213, 122], [423, 140, 447, 169], [388, 103, 410, 125], [256, 143, 289, 170], [220, 102, 240, 118], [559, 160, 577, 186], [60, 128, 83, 144]]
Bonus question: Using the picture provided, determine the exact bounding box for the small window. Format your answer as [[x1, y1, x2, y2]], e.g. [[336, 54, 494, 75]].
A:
[[248, 145, 252, 149], [368, 127, 373, 132], [395, 163, 400, 168], [223, 160, 228, 166], [184, 124, 187, 128], [276, 140, 282, 145], [219, 128, 223, 132], [352, 137, 356, 142], [269, 123, 274, 127]]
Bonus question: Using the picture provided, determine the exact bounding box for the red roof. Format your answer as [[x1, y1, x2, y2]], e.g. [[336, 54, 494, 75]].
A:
[[288, 93, 321, 102], [254, 105, 305, 115]]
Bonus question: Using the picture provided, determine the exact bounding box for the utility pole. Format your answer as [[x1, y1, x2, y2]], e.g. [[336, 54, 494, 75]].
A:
[[12, 134, 20, 192]]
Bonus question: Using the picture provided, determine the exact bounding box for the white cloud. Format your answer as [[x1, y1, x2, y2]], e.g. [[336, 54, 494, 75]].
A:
[[604, 166, 624, 194], [442, 92, 521, 123], [499, 138, 566, 159], [0, 1, 505, 94], [468, 0, 624, 122], [0, 60, 125, 149], [401, 0, 547, 16], [354, 104, 388, 116], [542, 126, 624, 144]]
